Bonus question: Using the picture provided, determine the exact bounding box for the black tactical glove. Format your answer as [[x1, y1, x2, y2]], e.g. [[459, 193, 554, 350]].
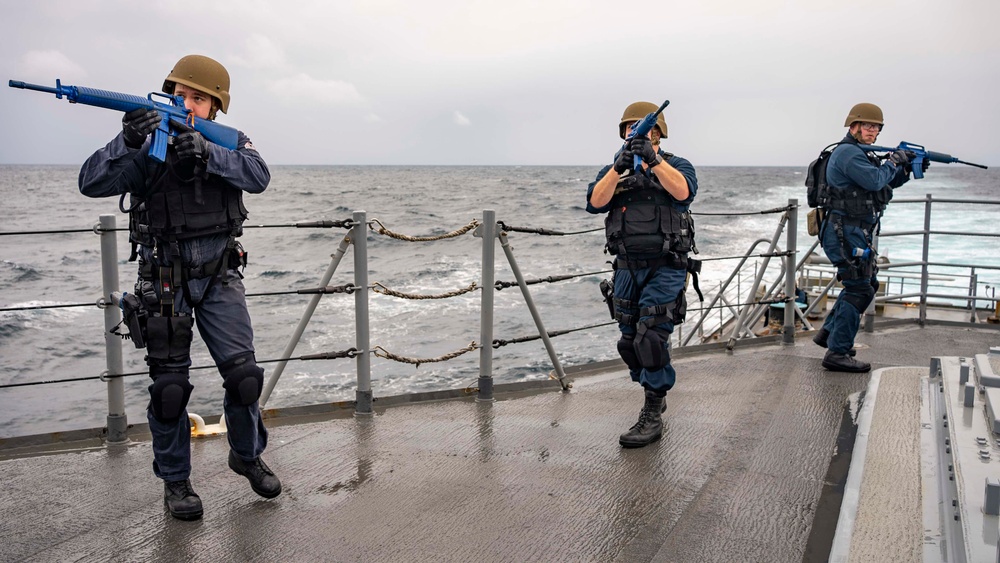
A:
[[887, 149, 911, 166], [921, 159, 930, 173], [613, 147, 634, 175], [629, 136, 663, 168], [122, 108, 160, 149], [173, 122, 209, 161]]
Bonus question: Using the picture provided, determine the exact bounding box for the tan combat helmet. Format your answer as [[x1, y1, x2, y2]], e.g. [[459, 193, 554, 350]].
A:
[[843, 102, 883, 127], [163, 55, 231, 116], [619, 101, 668, 140]]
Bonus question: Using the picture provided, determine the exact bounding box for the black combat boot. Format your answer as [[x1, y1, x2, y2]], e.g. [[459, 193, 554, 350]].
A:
[[164, 479, 203, 521], [812, 328, 856, 356], [619, 390, 665, 448], [822, 350, 871, 373], [228, 450, 282, 498]]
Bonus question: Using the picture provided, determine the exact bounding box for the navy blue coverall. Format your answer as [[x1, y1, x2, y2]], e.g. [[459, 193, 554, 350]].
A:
[[587, 151, 698, 392], [820, 135, 909, 354], [79, 128, 270, 482]]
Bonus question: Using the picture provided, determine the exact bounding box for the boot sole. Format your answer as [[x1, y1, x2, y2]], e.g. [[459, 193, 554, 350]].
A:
[[821, 360, 870, 373], [619, 433, 662, 448], [165, 500, 203, 521]]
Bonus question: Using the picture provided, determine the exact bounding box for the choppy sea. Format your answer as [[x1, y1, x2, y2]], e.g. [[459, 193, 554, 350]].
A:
[[1, 164, 997, 437]]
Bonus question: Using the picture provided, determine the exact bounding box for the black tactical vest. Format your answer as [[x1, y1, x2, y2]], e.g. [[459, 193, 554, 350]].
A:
[[826, 142, 893, 218], [128, 153, 248, 247], [604, 172, 694, 257]]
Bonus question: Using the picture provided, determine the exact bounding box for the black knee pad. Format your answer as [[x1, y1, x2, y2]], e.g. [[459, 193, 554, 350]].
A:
[[220, 352, 264, 406], [843, 284, 876, 314], [634, 326, 671, 371], [617, 334, 642, 372], [148, 368, 193, 422]]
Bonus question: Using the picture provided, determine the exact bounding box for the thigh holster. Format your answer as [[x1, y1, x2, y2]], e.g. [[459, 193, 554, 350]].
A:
[[146, 315, 194, 363]]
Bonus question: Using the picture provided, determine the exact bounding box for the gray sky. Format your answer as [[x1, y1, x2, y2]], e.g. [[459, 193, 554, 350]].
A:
[[2, 0, 998, 166]]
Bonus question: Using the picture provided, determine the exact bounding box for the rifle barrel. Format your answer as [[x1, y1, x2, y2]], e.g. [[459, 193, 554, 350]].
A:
[[8, 80, 58, 95], [957, 160, 988, 170]]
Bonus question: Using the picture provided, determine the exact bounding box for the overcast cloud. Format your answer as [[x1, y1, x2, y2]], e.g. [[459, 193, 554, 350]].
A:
[[1, 0, 997, 166]]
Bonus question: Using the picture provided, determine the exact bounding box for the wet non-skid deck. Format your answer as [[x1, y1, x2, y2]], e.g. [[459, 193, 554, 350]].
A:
[[2, 323, 998, 562]]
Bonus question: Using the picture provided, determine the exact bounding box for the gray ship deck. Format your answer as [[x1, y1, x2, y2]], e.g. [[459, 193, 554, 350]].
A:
[[3, 322, 999, 562]]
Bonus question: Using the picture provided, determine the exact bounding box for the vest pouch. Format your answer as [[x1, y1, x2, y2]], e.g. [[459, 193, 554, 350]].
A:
[[622, 205, 664, 255], [872, 185, 893, 211], [148, 192, 170, 231], [182, 188, 228, 231], [664, 210, 693, 253], [807, 208, 824, 237]]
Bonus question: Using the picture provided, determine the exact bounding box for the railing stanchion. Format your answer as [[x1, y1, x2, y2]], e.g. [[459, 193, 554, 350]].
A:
[[477, 210, 496, 402], [353, 211, 373, 416], [497, 231, 569, 389], [919, 194, 932, 326], [783, 199, 797, 344], [864, 232, 879, 333], [259, 234, 352, 407], [969, 269, 978, 323], [98, 214, 128, 444]]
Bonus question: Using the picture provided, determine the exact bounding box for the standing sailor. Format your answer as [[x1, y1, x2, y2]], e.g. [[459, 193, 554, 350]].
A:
[[813, 103, 920, 372], [79, 54, 280, 520], [587, 101, 698, 448]]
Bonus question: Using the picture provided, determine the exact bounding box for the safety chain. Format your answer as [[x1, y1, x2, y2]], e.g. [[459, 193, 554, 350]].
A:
[[368, 218, 480, 242], [372, 341, 479, 368], [495, 270, 612, 291], [372, 282, 478, 300], [496, 221, 603, 236]]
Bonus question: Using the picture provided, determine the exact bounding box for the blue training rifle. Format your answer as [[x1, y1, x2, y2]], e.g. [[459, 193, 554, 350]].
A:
[[857, 141, 987, 179], [8, 79, 239, 163], [626, 99, 670, 171]]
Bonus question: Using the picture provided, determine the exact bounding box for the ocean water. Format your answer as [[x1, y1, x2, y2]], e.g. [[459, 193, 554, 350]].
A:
[[1, 164, 997, 437]]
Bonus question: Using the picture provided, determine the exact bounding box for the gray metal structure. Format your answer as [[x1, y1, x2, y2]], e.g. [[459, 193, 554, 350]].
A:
[[97, 214, 127, 444], [5, 197, 1000, 561], [3, 324, 998, 561]]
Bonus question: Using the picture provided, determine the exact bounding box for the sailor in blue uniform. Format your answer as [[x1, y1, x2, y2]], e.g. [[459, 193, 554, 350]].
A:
[[587, 101, 698, 448], [814, 103, 920, 372], [79, 55, 280, 520]]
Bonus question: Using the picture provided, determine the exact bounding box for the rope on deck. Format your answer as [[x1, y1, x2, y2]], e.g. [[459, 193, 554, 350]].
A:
[[372, 341, 479, 368], [369, 218, 480, 242], [372, 282, 478, 299]]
